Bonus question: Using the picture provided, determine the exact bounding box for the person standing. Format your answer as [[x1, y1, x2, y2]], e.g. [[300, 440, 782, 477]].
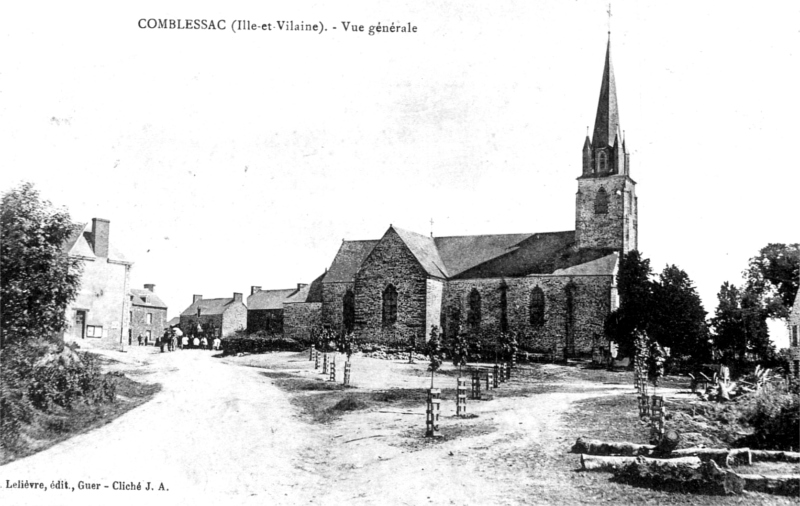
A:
[[137, 334, 143, 346]]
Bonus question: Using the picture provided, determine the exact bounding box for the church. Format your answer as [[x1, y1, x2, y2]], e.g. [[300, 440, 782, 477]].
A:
[[315, 38, 637, 357]]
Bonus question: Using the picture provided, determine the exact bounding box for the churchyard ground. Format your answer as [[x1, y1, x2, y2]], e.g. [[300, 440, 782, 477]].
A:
[[1, 346, 795, 506]]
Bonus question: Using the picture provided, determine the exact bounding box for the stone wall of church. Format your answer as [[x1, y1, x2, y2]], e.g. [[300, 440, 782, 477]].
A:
[[353, 229, 428, 344], [425, 278, 444, 342], [575, 175, 636, 252], [322, 282, 352, 332], [442, 274, 614, 356]]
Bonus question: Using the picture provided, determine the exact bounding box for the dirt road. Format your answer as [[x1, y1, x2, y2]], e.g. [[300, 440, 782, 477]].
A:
[[1, 348, 629, 506]]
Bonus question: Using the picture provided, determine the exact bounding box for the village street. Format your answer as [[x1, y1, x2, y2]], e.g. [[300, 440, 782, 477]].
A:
[[0, 347, 633, 506]]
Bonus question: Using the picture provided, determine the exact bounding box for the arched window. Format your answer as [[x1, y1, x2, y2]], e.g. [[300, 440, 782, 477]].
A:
[[594, 187, 609, 214], [382, 285, 397, 325], [530, 287, 545, 326], [467, 288, 481, 328], [565, 282, 577, 354], [342, 289, 355, 333], [499, 282, 509, 334], [597, 151, 607, 173]]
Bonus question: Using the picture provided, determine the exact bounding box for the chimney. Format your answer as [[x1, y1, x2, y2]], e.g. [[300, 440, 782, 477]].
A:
[[233, 292, 243, 303], [144, 283, 155, 292], [91, 218, 110, 258], [251, 285, 262, 296], [297, 283, 308, 291], [193, 294, 202, 303]]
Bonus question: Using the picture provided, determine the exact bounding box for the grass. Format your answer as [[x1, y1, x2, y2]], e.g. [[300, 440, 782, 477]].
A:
[[1, 374, 160, 466]]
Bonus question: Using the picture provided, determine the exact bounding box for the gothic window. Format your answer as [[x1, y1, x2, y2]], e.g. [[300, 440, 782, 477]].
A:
[[343, 289, 355, 333], [565, 282, 577, 354], [529, 287, 545, 326], [595, 187, 609, 214], [467, 288, 481, 328], [382, 285, 398, 326], [597, 151, 607, 173]]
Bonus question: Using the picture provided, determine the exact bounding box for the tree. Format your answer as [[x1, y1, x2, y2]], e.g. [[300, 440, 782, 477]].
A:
[[711, 282, 773, 366], [450, 331, 469, 377], [745, 243, 800, 319], [605, 250, 655, 357], [1, 183, 82, 348], [426, 325, 444, 389], [649, 265, 711, 366]]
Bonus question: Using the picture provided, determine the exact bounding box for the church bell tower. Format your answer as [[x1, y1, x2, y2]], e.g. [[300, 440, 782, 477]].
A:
[[575, 36, 638, 254]]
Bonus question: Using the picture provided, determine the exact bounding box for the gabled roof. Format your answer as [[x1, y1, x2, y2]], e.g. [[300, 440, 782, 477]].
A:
[[167, 317, 180, 327], [180, 297, 240, 317], [392, 227, 449, 278], [62, 222, 129, 263], [286, 272, 326, 304], [434, 233, 535, 278], [324, 240, 378, 283], [248, 289, 296, 311], [130, 289, 168, 309]]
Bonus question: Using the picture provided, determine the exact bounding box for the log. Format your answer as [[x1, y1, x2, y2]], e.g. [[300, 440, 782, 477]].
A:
[[737, 473, 800, 496], [670, 448, 752, 468], [656, 429, 681, 454], [615, 458, 744, 495], [580, 454, 701, 472], [571, 437, 655, 456], [750, 450, 800, 463]]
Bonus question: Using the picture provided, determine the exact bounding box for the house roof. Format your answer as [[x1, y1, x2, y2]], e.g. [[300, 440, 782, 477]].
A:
[[63, 222, 129, 263], [324, 240, 379, 283], [180, 297, 240, 317], [167, 317, 180, 327], [130, 289, 168, 309], [248, 289, 296, 310]]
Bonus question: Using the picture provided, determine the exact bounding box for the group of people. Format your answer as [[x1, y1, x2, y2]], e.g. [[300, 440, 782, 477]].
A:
[[157, 326, 221, 352]]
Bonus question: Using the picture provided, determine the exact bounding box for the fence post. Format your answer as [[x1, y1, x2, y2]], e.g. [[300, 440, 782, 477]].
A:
[[344, 360, 351, 386], [650, 395, 665, 443], [493, 364, 500, 387], [471, 369, 481, 400], [310, 344, 315, 361], [322, 353, 329, 374], [329, 356, 336, 382], [486, 369, 494, 391], [426, 389, 442, 437], [456, 378, 467, 417], [314, 350, 320, 370], [499, 363, 506, 384]]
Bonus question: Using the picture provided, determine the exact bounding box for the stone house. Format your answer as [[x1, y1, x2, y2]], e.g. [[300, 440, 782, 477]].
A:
[[129, 284, 168, 344], [788, 293, 800, 377], [248, 274, 325, 340], [179, 293, 247, 338], [319, 38, 635, 358], [62, 218, 133, 348]]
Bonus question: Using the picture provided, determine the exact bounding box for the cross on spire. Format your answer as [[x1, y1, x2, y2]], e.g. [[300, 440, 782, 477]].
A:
[[607, 3, 612, 35], [429, 218, 434, 237]]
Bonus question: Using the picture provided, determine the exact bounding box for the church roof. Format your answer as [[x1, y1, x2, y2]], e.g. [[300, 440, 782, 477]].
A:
[[324, 240, 379, 282], [592, 37, 621, 150], [392, 227, 449, 278], [552, 252, 619, 276], [434, 233, 536, 277], [285, 272, 326, 304]]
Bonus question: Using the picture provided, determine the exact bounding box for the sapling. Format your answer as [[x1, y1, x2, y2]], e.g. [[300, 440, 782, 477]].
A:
[[427, 325, 444, 389]]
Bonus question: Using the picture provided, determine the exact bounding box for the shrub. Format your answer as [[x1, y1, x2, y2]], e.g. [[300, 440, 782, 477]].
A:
[[27, 351, 116, 411], [747, 389, 800, 450], [221, 336, 303, 355], [329, 396, 367, 412]]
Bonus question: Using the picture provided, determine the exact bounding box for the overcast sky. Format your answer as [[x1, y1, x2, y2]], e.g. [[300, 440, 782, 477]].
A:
[[2, 1, 798, 346]]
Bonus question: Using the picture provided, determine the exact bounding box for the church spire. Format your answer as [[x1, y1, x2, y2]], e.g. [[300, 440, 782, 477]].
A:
[[591, 36, 620, 150]]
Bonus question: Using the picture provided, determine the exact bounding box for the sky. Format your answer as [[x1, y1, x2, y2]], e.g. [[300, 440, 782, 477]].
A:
[[2, 1, 798, 346]]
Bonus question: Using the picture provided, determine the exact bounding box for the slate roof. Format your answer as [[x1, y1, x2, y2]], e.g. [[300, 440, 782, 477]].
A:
[[330, 226, 619, 281], [62, 222, 129, 263], [323, 240, 379, 283], [248, 289, 296, 311], [180, 297, 240, 317], [393, 227, 449, 278], [552, 252, 618, 276], [130, 289, 168, 309], [167, 317, 180, 327], [286, 272, 326, 304]]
